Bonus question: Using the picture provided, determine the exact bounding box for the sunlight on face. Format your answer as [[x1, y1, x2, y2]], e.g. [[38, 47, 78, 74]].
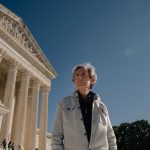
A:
[[74, 68, 93, 91]]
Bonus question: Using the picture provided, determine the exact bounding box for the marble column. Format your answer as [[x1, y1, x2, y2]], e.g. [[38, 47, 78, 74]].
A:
[[38, 85, 50, 150], [0, 61, 18, 140], [0, 102, 9, 130], [0, 48, 4, 63], [14, 70, 30, 149], [25, 79, 40, 150], [8, 97, 15, 140], [10, 84, 20, 142], [24, 89, 32, 150], [0, 48, 6, 63]]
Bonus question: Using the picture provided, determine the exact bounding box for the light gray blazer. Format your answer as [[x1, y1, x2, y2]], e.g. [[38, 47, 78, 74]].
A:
[[51, 92, 117, 150]]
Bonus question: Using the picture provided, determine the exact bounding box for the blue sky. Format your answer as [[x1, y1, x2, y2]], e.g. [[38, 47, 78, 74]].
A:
[[1, 0, 150, 132]]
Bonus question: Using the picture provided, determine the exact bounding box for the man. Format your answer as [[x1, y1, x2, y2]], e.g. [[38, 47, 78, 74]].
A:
[[51, 63, 117, 150], [2, 139, 7, 150], [8, 141, 11, 150]]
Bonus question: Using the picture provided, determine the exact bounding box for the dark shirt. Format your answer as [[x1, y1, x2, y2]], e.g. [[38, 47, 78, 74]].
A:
[[78, 91, 94, 143]]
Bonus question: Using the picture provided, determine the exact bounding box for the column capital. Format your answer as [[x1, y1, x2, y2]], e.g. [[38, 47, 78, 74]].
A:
[[8, 60, 19, 71], [20, 69, 31, 80], [41, 85, 50, 94], [31, 77, 41, 88]]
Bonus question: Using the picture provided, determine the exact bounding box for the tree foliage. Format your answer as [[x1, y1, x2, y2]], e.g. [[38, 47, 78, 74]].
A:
[[113, 120, 150, 150]]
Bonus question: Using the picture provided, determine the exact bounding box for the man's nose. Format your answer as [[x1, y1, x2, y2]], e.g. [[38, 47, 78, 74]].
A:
[[78, 74, 84, 79]]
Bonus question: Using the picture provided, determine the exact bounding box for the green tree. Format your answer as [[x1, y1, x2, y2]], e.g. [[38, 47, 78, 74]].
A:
[[113, 120, 150, 150]]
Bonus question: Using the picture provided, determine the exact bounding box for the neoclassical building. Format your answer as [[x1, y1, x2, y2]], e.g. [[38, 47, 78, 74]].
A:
[[0, 3, 56, 150]]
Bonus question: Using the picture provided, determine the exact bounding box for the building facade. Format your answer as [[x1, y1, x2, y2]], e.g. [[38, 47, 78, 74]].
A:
[[0, 4, 56, 150]]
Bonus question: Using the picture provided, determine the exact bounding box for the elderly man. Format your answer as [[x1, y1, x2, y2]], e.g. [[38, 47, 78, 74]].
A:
[[51, 63, 117, 150]]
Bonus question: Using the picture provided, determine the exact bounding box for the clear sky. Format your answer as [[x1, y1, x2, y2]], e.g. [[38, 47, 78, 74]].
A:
[[1, 0, 150, 132]]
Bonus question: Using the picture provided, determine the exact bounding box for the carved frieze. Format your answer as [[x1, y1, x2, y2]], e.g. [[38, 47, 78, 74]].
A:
[[0, 13, 46, 67]]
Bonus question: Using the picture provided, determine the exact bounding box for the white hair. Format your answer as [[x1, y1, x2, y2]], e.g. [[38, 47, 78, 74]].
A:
[[72, 63, 97, 89]]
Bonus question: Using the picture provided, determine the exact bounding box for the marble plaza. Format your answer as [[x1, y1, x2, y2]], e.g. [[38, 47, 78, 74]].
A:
[[0, 3, 56, 150]]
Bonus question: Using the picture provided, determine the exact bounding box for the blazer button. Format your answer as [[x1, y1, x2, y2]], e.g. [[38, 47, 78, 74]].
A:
[[81, 118, 83, 121], [84, 133, 87, 136]]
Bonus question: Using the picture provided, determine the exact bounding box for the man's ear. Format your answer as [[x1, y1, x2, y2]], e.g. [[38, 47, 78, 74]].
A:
[[90, 78, 95, 84]]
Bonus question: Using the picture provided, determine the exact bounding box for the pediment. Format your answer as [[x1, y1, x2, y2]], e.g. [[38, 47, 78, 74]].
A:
[[0, 4, 56, 79]]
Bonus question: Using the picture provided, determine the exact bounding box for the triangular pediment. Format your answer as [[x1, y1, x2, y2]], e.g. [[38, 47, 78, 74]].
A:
[[0, 3, 56, 79]]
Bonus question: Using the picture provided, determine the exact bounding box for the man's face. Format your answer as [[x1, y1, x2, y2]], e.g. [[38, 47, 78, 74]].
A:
[[74, 68, 93, 91]]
